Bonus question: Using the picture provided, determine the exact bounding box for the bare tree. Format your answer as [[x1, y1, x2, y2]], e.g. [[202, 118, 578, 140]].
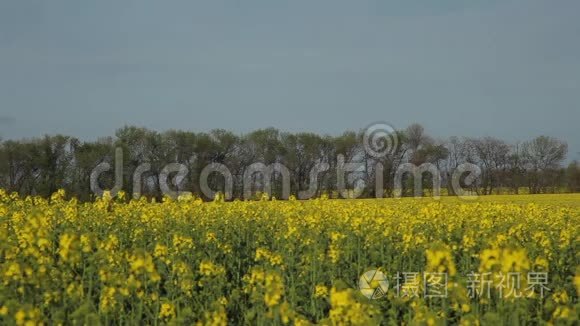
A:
[[522, 136, 568, 193], [468, 137, 510, 195]]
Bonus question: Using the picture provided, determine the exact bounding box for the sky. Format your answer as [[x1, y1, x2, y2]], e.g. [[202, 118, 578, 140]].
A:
[[0, 0, 579, 160]]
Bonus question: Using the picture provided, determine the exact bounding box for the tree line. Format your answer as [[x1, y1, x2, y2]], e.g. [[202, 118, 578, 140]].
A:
[[0, 124, 578, 201]]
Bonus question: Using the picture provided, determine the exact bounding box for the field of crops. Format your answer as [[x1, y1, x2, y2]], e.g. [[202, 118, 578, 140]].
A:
[[0, 190, 578, 325]]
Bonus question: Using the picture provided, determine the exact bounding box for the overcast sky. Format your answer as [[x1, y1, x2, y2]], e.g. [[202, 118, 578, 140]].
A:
[[0, 0, 579, 160]]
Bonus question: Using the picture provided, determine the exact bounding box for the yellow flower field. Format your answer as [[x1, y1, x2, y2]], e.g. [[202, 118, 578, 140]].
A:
[[0, 190, 578, 325]]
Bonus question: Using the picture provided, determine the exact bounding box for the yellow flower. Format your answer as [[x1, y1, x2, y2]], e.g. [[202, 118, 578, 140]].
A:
[[218, 297, 228, 306], [199, 260, 225, 277], [314, 285, 329, 298], [552, 289, 569, 305], [574, 268, 580, 296], [328, 287, 378, 325], [426, 246, 457, 276], [196, 304, 227, 326], [14, 310, 26, 325], [100, 287, 118, 312], [59, 233, 80, 263], [479, 248, 501, 271], [159, 302, 176, 320]]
